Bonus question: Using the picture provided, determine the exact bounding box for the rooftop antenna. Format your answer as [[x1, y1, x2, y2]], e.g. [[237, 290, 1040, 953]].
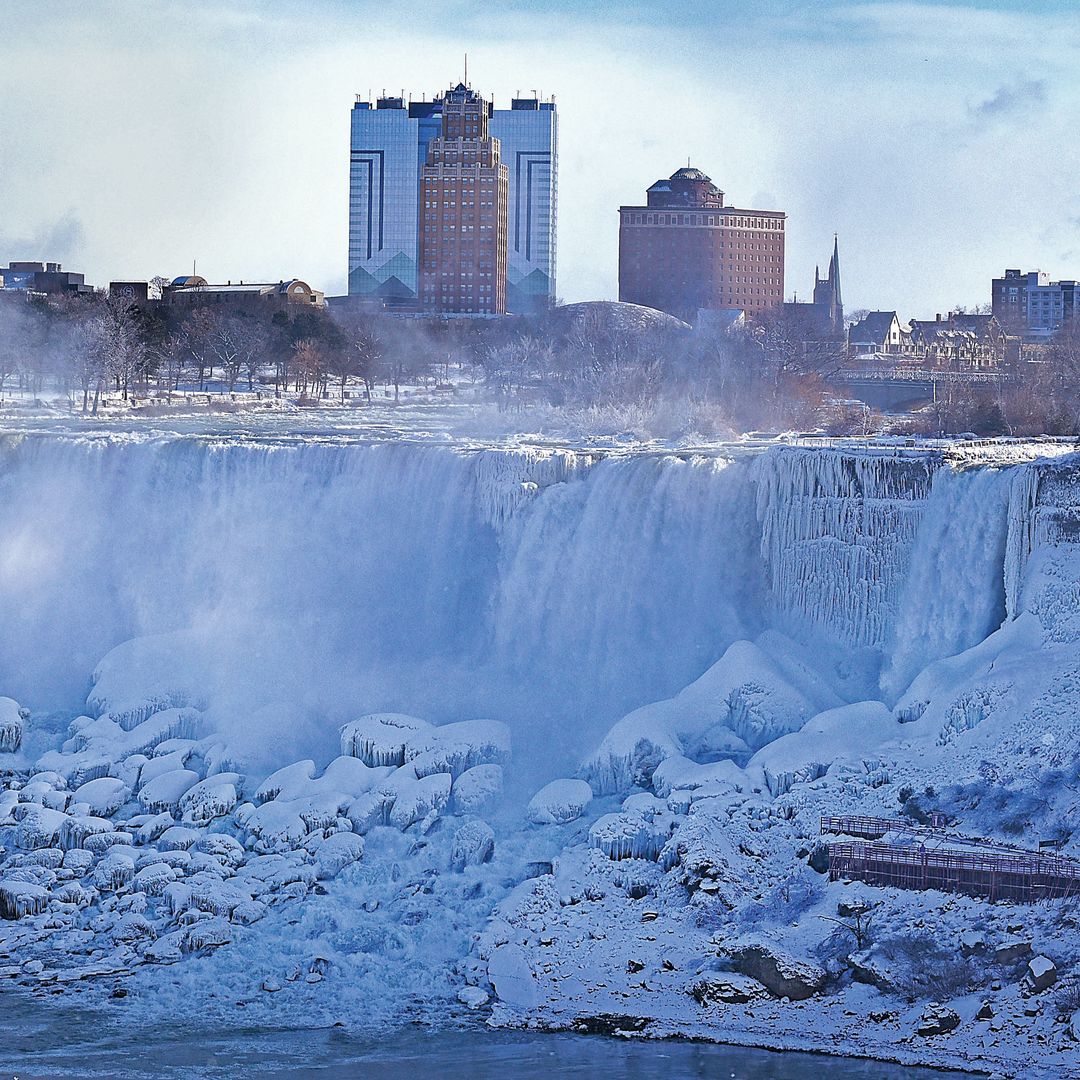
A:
[[464, 52, 468, 87]]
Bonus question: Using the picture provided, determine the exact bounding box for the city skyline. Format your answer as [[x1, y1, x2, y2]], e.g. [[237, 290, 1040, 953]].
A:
[[2, 2, 1078, 317]]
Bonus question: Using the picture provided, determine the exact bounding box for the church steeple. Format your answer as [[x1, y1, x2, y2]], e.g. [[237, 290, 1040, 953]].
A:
[[828, 235, 842, 311], [811, 236, 843, 336]]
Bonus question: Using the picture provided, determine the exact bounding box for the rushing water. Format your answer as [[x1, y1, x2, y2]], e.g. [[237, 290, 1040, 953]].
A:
[[1, 996, 977, 1080]]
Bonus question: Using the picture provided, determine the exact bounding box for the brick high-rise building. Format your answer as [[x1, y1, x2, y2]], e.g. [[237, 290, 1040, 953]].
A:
[[618, 167, 785, 323], [417, 84, 509, 315]]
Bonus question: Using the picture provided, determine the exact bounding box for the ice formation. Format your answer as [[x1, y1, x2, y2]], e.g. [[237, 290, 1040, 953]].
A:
[[2, 431, 1080, 1078]]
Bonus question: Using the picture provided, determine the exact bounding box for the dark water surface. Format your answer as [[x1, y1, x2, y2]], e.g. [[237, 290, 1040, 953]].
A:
[[1, 995, 979, 1080]]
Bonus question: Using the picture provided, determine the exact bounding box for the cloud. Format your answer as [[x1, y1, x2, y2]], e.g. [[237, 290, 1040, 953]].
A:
[[1, 2, 1078, 316], [971, 79, 1047, 121], [0, 212, 85, 265]]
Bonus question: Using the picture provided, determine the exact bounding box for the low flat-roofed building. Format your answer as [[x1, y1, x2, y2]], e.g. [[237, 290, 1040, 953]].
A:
[[160, 276, 326, 316]]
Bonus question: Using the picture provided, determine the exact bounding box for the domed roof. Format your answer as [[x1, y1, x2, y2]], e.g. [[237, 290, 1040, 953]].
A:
[[553, 301, 691, 335], [670, 166, 711, 183]]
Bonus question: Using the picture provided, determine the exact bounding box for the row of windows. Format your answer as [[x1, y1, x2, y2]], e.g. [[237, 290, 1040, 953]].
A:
[[622, 213, 782, 229]]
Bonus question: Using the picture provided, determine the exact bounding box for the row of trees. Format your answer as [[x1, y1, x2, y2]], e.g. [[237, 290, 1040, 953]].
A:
[[0, 292, 464, 411], [3, 287, 1080, 436]]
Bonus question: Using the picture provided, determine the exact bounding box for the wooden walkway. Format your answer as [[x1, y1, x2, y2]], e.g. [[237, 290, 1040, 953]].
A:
[[821, 816, 1080, 902]]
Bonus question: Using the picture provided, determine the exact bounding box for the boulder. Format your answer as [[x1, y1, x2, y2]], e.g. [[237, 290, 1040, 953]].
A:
[[916, 1003, 960, 1037], [691, 972, 769, 1006], [1024, 955, 1057, 994], [994, 938, 1032, 965], [719, 941, 826, 1001], [450, 820, 495, 871], [526, 779, 593, 825]]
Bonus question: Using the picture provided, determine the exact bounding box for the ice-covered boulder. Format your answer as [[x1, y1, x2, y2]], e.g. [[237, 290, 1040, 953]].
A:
[[387, 772, 452, 829], [404, 719, 511, 779], [72, 777, 130, 817], [450, 820, 495, 870], [340, 713, 433, 767], [310, 831, 365, 879], [87, 631, 207, 730], [0, 697, 29, 753], [451, 764, 503, 813], [139, 769, 200, 815], [0, 880, 49, 919], [589, 811, 675, 862], [650, 756, 746, 800], [15, 806, 68, 850], [179, 774, 240, 825], [526, 779, 593, 825]]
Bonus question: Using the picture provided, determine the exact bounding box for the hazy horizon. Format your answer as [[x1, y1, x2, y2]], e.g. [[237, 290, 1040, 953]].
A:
[[2, 0, 1078, 317]]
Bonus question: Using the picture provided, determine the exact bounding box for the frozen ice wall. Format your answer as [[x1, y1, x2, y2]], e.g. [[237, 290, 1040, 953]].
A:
[[0, 433, 1035, 772]]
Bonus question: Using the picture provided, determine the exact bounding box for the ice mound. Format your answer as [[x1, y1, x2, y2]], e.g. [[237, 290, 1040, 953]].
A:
[[526, 779, 593, 825], [0, 698, 29, 754], [582, 639, 816, 794], [87, 633, 208, 730], [746, 700, 897, 797]]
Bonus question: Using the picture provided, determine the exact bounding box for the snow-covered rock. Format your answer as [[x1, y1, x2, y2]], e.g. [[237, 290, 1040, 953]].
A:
[[526, 778, 593, 825], [582, 639, 817, 794], [0, 698, 28, 753], [451, 764, 503, 813], [310, 832, 365, 879], [139, 769, 200, 815], [717, 940, 826, 1001], [0, 880, 49, 919], [450, 820, 495, 870], [1024, 955, 1057, 993], [72, 777, 130, 817], [340, 713, 432, 767]]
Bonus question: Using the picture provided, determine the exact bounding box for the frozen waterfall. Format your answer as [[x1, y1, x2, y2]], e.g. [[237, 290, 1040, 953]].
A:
[[0, 433, 1033, 772]]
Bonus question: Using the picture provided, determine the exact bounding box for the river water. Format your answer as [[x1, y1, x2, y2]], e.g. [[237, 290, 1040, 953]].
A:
[[1, 995, 977, 1080]]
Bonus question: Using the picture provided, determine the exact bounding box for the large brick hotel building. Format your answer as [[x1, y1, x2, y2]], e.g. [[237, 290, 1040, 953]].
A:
[[618, 166, 785, 323], [418, 84, 510, 315]]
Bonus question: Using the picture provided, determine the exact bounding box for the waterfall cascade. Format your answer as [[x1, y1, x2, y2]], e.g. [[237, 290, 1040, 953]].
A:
[[0, 433, 1046, 767]]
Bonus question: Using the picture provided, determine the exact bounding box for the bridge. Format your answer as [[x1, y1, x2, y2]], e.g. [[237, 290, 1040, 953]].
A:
[[830, 366, 1016, 412]]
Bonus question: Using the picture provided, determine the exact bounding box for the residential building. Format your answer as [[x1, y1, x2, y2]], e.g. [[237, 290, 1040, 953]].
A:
[[159, 276, 325, 317], [618, 167, 785, 323], [782, 239, 844, 339], [992, 269, 1080, 341], [0, 261, 93, 297], [348, 86, 557, 313], [418, 84, 509, 315], [847, 311, 907, 359], [909, 312, 1012, 369]]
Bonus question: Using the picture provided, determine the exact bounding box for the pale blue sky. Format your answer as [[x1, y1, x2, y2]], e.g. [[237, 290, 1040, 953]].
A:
[[2, 1, 1078, 315]]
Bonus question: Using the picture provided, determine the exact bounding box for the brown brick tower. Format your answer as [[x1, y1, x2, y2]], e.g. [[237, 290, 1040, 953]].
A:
[[419, 84, 509, 315], [618, 166, 785, 323]]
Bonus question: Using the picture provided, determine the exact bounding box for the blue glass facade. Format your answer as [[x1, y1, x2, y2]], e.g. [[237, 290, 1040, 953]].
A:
[[348, 94, 557, 312]]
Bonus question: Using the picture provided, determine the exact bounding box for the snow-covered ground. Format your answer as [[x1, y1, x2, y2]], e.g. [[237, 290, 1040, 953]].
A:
[[2, 413, 1079, 1077]]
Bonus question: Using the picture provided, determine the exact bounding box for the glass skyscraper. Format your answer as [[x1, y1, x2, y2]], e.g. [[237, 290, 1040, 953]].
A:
[[348, 91, 557, 313]]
